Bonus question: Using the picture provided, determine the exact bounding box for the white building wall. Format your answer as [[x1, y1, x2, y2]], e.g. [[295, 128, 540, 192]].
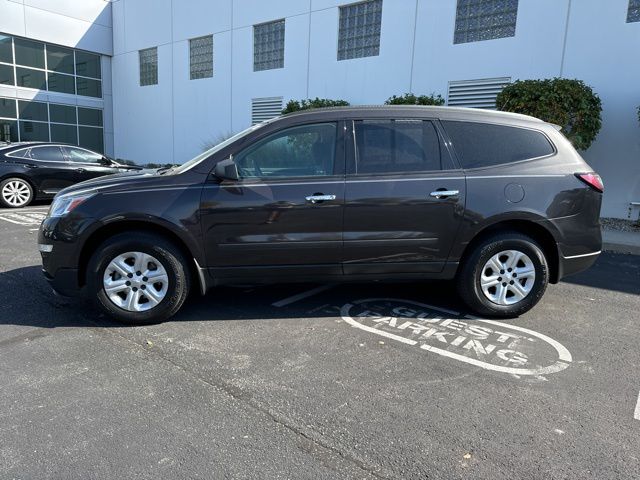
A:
[[110, 0, 640, 219], [0, 0, 114, 155], [562, 0, 640, 218]]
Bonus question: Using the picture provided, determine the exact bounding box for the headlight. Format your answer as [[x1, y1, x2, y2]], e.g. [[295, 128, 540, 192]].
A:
[[49, 194, 95, 217]]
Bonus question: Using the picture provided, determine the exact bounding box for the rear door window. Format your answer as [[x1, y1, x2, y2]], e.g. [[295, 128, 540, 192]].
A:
[[28, 146, 66, 162], [353, 120, 445, 174], [441, 121, 555, 169]]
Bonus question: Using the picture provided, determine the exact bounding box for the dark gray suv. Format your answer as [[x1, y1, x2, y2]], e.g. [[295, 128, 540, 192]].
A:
[[38, 106, 603, 323]]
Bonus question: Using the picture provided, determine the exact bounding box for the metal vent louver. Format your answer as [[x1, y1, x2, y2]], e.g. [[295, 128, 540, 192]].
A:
[[251, 97, 283, 124], [447, 77, 511, 109]]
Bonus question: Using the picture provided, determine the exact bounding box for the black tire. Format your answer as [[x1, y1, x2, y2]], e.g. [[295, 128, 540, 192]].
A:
[[456, 232, 549, 318], [87, 232, 190, 324], [0, 177, 34, 208]]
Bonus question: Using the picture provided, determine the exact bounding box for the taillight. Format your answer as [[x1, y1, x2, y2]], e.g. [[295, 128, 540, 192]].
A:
[[575, 172, 604, 193]]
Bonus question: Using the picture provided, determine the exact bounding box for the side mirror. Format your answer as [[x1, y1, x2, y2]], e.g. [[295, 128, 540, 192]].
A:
[[100, 156, 113, 166], [213, 157, 239, 181]]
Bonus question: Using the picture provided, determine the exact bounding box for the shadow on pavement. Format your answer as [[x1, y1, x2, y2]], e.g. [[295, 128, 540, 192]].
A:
[[0, 265, 466, 329], [3, 252, 636, 330], [560, 252, 640, 295]]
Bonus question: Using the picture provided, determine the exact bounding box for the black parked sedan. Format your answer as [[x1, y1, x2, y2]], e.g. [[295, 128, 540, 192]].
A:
[[0, 142, 141, 208]]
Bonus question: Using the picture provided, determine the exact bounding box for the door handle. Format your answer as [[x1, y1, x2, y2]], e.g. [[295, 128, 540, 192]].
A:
[[75, 168, 86, 173], [429, 189, 460, 199], [305, 194, 336, 204]]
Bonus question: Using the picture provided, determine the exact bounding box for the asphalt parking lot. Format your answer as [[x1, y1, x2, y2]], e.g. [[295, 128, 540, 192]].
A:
[[1, 204, 639, 479]]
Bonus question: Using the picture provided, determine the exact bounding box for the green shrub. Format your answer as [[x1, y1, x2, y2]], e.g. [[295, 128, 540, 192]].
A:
[[385, 93, 445, 106], [282, 98, 350, 114], [496, 78, 602, 150]]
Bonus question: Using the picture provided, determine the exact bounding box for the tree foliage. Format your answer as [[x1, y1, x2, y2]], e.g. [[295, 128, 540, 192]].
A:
[[385, 93, 445, 106], [496, 78, 602, 150], [282, 98, 350, 114]]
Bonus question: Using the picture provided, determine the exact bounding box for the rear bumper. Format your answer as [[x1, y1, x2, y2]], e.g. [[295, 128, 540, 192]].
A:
[[556, 250, 600, 281], [42, 267, 82, 297]]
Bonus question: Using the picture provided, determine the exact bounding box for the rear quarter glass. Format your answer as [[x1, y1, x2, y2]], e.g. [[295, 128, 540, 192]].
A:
[[441, 121, 555, 169]]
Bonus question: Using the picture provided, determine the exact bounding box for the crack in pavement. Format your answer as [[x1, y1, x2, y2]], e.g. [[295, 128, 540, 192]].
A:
[[94, 325, 393, 480]]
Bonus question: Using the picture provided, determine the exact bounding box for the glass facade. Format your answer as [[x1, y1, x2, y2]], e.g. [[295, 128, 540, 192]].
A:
[[337, 0, 383, 61], [454, 0, 518, 44], [190, 35, 213, 80], [0, 33, 102, 98], [0, 97, 104, 152], [253, 20, 285, 71]]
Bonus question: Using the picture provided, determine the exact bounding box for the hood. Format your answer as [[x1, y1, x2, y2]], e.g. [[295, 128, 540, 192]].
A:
[[56, 168, 158, 197]]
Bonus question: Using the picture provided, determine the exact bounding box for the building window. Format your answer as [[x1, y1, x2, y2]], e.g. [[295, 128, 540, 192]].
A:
[[454, 0, 518, 44], [628, 0, 640, 22], [338, 0, 383, 61], [0, 96, 104, 152], [0, 33, 102, 98], [253, 20, 285, 71], [190, 35, 213, 80], [139, 47, 158, 86]]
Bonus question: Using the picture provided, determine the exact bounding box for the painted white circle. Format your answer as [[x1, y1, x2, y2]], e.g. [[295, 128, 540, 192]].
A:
[[341, 298, 572, 377]]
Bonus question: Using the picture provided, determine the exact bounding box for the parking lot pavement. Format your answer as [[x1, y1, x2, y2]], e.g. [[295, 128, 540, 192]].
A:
[[1, 207, 639, 479]]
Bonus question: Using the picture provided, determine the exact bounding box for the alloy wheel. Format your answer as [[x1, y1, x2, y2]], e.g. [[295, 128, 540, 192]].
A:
[[1, 180, 31, 207]]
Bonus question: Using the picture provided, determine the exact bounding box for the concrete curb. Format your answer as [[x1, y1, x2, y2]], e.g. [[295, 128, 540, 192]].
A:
[[603, 242, 640, 256]]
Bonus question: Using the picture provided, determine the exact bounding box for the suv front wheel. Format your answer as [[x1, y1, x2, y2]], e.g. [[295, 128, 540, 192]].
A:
[[457, 232, 549, 318], [87, 232, 190, 324]]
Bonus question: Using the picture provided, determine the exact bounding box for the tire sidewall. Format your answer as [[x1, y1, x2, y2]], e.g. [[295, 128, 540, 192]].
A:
[[0, 177, 33, 208], [88, 235, 189, 324], [468, 237, 548, 317]]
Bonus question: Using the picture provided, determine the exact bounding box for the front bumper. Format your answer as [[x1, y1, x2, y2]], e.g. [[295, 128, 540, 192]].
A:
[[38, 213, 95, 298], [43, 267, 82, 297]]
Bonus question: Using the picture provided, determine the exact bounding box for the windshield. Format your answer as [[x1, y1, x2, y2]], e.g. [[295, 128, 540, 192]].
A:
[[172, 123, 265, 174]]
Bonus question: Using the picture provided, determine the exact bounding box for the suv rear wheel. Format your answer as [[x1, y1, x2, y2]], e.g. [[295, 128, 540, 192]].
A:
[[457, 232, 549, 318], [87, 232, 190, 324]]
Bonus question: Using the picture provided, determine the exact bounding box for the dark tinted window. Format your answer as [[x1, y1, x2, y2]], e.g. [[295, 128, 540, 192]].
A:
[[14, 38, 45, 69], [0, 64, 14, 86], [78, 107, 103, 126], [0, 121, 18, 143], [0, 35, 12, 63], [47, 72, 76, 94], [0, 98, 16, 118], [442, 121, 554, 169], [18, 100, 48, 122], [19, 121, 49, 141], [49, 104, 77, 124], [16, 67, 46, 90], [75, 51, 101, 79], [76, 77, 102, 98], [8, 147, 29, 158], [51, 124, 78, 144], [354, 120, 442, 174], [47, 45, 75, 74], [78, 127, 104, 153], [236, 123, 336, 178], [29, 146, 65, 162]]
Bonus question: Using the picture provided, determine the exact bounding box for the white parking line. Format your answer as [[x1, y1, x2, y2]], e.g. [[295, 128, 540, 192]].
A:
[[272, 285, 333, 307], [635, 391, 640, 420]]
